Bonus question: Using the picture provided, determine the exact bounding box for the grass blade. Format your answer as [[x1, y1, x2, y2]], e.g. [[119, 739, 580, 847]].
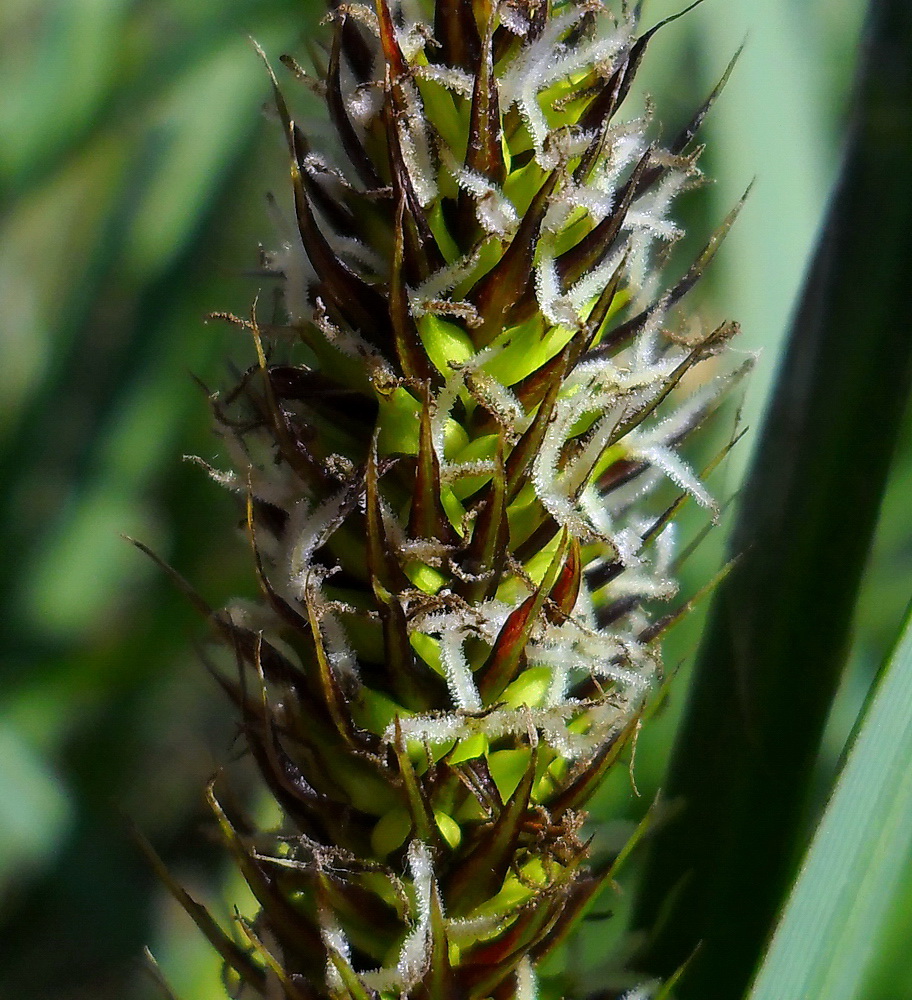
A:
[[748, 602, 912, 1000]]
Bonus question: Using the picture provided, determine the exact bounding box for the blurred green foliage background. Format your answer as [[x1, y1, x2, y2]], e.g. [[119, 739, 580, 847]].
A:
[[2, 0, 909, 998]]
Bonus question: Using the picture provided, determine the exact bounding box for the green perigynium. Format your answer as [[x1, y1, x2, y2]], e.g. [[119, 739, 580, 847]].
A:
[[169, 0, 742, 996]]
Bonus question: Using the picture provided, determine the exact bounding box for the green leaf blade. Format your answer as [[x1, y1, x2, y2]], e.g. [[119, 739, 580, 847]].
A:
[[749, 602, 912, 1000]]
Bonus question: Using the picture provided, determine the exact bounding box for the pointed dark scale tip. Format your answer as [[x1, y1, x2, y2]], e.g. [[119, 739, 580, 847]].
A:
[[289, 140, 391, 345], [127, 537, 216, 621], [478, 533, 569, 701], [391, 199, 441, 385], [456, 440, 509, 603], [585, 185, 752, 364], [409, 389, 458, 541], [638, 427, 748, 558], [606, 320, 735, 450], [635, 0, 707, 55], [470, 170, 560, 346], [589, 0, 708, 155], [248, 320, 332, 486], [304, 592, 360, 746], [574, 65, 625, 184], [260, 40, 357, 236], [506, 365, 566, 502], [366, 440, 411, 592], [252, 39, 295, 152], [549, 537, 582, 618], [548, 714, 641, 818], [384, 103, 446, 278], [639, 557, 738, 645], [673, 180, 753, 302], [637, 41, 744, 194], [456, 17, 506, 246], [325, 0, 374, 81], [393, 717, 440, 845], [328, 20, 384, 189], [257, 41, 353, 235], [445, 751, 538, 917], [557, 146, 652, 286], [465, 24, 505, 185], [672, 39, 743, 156]]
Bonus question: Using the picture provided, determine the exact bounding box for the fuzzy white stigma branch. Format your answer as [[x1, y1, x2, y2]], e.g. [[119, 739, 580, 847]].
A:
[[157, 1, 746, 998]]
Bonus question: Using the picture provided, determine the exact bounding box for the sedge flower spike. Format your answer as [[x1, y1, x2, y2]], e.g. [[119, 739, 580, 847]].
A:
[[165, 0, 744, 997]]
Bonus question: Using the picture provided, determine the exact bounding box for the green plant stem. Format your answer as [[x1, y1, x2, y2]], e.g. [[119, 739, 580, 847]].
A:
[[631, 0, 912, 995]]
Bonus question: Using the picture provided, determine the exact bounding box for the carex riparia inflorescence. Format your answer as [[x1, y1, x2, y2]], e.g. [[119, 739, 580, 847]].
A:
[[169, 0, 744, 996]]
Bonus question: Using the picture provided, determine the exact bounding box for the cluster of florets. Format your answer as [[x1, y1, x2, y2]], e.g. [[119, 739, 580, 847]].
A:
[[172, 0, 743, 996]]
